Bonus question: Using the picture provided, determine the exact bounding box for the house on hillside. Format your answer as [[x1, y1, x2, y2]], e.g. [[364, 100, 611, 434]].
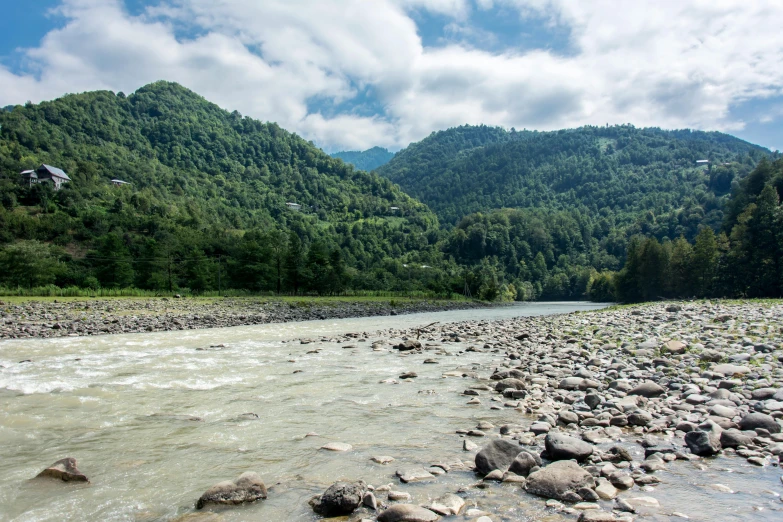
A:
[[19, 164, 71, 190], [111, 179, 130, 187], [285, 202, 302, 211]]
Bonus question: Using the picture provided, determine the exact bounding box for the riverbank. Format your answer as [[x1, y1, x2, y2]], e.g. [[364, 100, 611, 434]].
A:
[[299, 299, 783, 521], [0, 296, 492, 339]]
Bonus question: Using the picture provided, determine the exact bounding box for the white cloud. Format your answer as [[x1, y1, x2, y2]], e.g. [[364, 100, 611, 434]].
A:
[[1, 0, 782, 151]]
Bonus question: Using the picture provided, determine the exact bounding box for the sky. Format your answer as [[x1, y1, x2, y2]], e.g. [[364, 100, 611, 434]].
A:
[[1, 0, 782, 153]]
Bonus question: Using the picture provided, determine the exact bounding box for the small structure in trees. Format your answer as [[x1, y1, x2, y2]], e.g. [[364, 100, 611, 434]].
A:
[[111, 179, 130, 187], [285, 202, 302, 211], [19, 164, 71, 190]]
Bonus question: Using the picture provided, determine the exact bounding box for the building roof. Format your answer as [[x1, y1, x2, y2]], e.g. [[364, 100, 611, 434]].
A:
[[39, 164, 71, 180], [20, 170, 37, 177], [111, 179, 130, 185]]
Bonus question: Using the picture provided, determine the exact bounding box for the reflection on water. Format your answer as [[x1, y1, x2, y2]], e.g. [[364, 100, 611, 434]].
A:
[[0, 302, 780, 521]]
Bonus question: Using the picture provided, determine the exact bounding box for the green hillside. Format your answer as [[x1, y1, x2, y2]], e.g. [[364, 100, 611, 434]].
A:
[[376, 124, 770, 233], [331, 146, 394, 171], [0, 82, 443, 294]]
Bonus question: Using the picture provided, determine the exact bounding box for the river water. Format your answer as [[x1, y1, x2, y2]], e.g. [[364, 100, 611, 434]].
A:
[[0, 302, 780, 521]]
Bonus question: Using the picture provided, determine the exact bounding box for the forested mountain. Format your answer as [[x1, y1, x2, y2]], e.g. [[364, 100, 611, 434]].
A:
[[376, 125, 769, 229], [331, 146, 394, 171], [0, 82, 445, 294]]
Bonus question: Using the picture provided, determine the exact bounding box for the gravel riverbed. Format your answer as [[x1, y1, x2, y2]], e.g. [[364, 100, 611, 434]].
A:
[[0, 297, 490, 339], [291, 300, 783, 521]]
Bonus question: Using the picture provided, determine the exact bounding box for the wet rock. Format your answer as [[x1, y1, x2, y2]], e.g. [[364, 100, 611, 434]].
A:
[[508, 450, 542, 477], [321, 442, 353, 451], [685, 421, 722, 456], [738, 412, 781, 433], [427, 493, 465, 516], [377, 504, 440, 522], [395, 340, 422, 351], [578, 511, 617, 522], [196, 472, 267, 509], [396, 467, 435, 483], [526, 460, 595, 501], [371, 455, 395, 464], [495, 378, 526, 392], [475, 439, 524, 475], [544, 433, 594, 462], [35, 457, 89, 482], [363, 491, 378, 510], [399, 372, 418, 379], [310, 480, 366, 516]]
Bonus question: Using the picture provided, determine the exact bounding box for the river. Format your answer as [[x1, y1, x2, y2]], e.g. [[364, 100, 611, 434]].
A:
[[0, 302, 779, 521]]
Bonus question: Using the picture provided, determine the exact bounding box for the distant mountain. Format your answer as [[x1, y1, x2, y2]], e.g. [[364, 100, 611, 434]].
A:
[[1, 106, 14, 112], [376, 124, 770, 231], [331, 146, 394, 171]]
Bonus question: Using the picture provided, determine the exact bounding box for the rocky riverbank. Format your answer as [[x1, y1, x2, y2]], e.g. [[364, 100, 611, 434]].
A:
[[292, 300, 782, 521], [0, 297, 490, 339]]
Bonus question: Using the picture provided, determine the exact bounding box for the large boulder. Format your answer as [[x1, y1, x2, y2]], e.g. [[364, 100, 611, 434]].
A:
[[738, 412, 781, 434], [309, 480, 366, 516], [628, 381, 665, 397], [475, 439, 523, 475], [196, 472, 267, 509], [35, 457, 89, 482], [720, 429, 754, 449], [377, 504, 440, 522], [544, 433, 594, 462], [526, 461, 595, 501], [684, 420, 722, 456]]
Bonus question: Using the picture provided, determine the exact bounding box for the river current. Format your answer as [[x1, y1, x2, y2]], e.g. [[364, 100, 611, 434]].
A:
[[0, 302, 780, 521]]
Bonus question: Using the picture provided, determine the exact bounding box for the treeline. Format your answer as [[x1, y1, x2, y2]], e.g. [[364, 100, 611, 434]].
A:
[[594, 158, 783, 302], [330, 146, 394, 172]]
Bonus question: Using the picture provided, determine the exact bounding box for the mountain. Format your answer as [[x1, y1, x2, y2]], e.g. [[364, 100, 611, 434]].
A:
[[376, 124, 770, 230], [0, 82, 442, 294], [331, 146, 394, 171]]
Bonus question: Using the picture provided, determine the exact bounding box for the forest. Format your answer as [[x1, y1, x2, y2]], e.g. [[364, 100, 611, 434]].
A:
[[331, 147, 394, 172], [0, 83, 781, 301]]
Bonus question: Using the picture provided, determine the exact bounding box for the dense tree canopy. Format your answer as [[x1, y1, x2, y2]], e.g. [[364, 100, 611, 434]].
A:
[[331, 146, 394, 172]]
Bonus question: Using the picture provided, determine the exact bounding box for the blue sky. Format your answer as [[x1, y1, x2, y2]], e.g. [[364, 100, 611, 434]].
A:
[[1, 0, 782, 153]]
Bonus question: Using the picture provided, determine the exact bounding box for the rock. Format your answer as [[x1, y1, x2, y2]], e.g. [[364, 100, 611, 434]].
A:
[[663, 340, 686, 354], [310, 480, 366, 516], [508, 450, 542, 477], [713, 364, 750, 376], [427, 493, 465, 516], [475, 439, 524, 475], [626, 496, 660, 509], [495, 378, 526, 392], [483, 469, 504, 481], [628, 381, 666, 397], [594, 478, 618, 500], [684, 421, 722, 456], [463, 439, 478, 451], [35, 457, 89, 482], [388, 490, 411, 501], [545, 433, 594, 462], [196, 472, 267, 509], [720, 429, 753, 448], [627, 410, 653, 427], [371, 455, 395, 464], [363, 491, 378, 510], [395, 340, 421, 351], [526, 460, 596, 501], [399, 372, 418, 379], [738, 412, 781, 433], [578, 512, 617, 522], [396, 467, 435, 483], [377, 504, 440, 522], [559, 410, 580, 424], [321, 442, 352, 451]]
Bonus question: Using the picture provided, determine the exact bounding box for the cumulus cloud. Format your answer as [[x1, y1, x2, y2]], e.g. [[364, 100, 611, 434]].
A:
[[1, 0, 782, 151]]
